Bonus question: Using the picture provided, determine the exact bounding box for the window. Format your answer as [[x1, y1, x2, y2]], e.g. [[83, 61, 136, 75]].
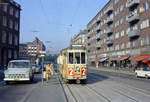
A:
[[120, 17, 124, 25], [10, 6, 14, 15], [75, 53, 80, 64], [141, 36, 149, 46], [132, 39, 138, 47], [143, 2, 149, 11], [121, 43, 125, 49], [15, 9, 19, 18], [69, 53, 73, 64], [120, 4, 124, 12], [115, 44, 119, 50], [115, 0, 119, 4], [133, 24, 138, 30], [115, 32, 119, 39], [121, 30, 124, 37], [115, 20, 119, 27], [3, 5, 7, 12], [9, 33, 13, 45], [115, 8, 119, 15], [2, 16, 7, 26], [15, 35, 18, 45], [141, 19, 149, 29], [2, 31, 7, 43], [8, 50, 12, 59], [9, 19, 13, 29], [14, 50, 17, 59], [81, 53, 85, 64], [127, 42, 131, 48], [126, 27, 131, 34]]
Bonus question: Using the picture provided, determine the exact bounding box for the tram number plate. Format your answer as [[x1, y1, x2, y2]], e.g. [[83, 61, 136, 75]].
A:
[[75, 74, 81, 78]]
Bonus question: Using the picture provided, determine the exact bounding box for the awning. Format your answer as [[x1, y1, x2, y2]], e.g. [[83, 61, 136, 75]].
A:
[[99, 58, 108, 62], [134, 55, 150, 61], [120, 56, 130, 61], [142, 59, 150, 67]]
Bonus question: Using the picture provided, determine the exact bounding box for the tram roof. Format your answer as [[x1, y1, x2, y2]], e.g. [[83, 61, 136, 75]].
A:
[[62, 44, 86, 51]]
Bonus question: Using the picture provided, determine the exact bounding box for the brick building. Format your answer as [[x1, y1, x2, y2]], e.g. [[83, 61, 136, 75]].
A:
[[19, 37, 46, 61], [71, 29, 88, 46], [87, 0, 150, 68], [0, 0, 21, 69]]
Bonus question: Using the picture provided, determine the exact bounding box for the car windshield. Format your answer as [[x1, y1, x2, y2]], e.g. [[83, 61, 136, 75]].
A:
[[8, 62, 30, 68]]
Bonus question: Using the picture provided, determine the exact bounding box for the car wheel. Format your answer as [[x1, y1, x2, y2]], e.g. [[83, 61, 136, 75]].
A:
[[135, 73, 138, 78], [145, 75, 149, 79], [5, 81, 10, 85]]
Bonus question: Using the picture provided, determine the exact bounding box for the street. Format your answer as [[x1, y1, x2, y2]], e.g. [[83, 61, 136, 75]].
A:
[[0, 67, 150, 102]]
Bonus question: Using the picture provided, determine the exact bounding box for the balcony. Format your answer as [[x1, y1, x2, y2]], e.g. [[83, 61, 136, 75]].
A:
[[106, 27, 113, 35], [127, 12, 139, 24], [96, 45, 101, 50], [126, 0, 140, 8], [106, 17, 113, 25], [106, 39, 114, 46], [128, 29, 141, 39], [96, 19, 101, 25], [105, 4, 113, 15]]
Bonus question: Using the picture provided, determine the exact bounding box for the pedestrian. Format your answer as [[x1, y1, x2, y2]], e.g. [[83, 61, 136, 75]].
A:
[[46, 63, 51, 83], [50, 63, 54, 76]]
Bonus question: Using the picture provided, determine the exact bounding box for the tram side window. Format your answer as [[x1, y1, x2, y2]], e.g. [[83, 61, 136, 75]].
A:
[[75, 53, 80, 64], [69, 53, 73, 64], [81, 52, 85, 64]]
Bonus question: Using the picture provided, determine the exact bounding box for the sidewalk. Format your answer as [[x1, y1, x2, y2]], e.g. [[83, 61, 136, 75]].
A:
[[88, 66, 135, 75], [22, 73, 66, 102]]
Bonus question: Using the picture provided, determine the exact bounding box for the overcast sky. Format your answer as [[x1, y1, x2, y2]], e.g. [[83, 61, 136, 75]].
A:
[[15, 0, 109, 53]]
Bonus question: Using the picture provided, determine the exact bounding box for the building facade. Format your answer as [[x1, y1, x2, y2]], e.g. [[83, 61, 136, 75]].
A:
[[19, 37, 46, 63], [0, 0, 21, 69], [19, 43, 29, 60], [87, 0, 150, 68], [26, 37, 46, 57], [71, 29, 88, 46]]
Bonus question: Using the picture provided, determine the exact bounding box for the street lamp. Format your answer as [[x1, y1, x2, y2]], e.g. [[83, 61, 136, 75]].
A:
[[39, 51, 46, 85]]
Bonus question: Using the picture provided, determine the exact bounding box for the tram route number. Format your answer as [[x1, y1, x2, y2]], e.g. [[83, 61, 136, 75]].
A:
[[68, 68, 74, 76]]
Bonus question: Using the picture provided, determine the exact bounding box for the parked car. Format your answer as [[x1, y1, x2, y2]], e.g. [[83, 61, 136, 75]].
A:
[[32, 64, 41, 73], [135, 67, 150, 79], [4, 60, 34, 84]]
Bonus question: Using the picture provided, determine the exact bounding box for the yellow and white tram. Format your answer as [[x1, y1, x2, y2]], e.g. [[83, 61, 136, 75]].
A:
[[57, 45, 87, 84]]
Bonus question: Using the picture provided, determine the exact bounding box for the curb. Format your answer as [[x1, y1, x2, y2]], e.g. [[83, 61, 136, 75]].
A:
[[88, 67, 135, 75]]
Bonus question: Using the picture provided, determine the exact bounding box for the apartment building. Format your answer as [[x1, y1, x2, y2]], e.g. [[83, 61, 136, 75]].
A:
[[87, 0, 150, 68], [0, 0, 21, 69], [71, 29, 88, 46], [26, 37, 46, 57]]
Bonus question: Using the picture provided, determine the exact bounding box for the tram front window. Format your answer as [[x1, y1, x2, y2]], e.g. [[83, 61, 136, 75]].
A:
[[81, 52, 85, 64], [69, 53, 73, 64], [75, 53, 80, 64]]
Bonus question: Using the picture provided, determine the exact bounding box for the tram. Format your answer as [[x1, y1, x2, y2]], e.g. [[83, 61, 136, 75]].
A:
[[57, 44, 87, 84]]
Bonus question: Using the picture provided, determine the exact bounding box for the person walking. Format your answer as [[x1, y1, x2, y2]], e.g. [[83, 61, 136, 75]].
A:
[[46, 63, 51, 83]]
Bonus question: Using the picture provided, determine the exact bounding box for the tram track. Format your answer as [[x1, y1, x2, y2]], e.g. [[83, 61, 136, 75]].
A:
[[88, 73, 150, 102], [88, 73, 150, 96]]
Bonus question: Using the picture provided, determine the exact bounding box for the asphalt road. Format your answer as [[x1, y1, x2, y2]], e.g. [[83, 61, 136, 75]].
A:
[[0, 67, 150, 102], [88, 68, 150, 92], [64, 68, 150, 102]]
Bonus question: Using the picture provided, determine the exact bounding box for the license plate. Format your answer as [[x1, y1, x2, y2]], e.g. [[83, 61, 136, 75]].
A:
[[14, 78, 19, 81]]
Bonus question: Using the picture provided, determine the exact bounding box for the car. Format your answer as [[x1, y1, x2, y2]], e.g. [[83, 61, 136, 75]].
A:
[[135, 67, 150, 79], [32, 64, 41, 73], [4, 60, 34, 84]]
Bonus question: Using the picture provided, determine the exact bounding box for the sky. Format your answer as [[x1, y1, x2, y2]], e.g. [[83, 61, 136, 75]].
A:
[[15, 0, 109, 53]]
